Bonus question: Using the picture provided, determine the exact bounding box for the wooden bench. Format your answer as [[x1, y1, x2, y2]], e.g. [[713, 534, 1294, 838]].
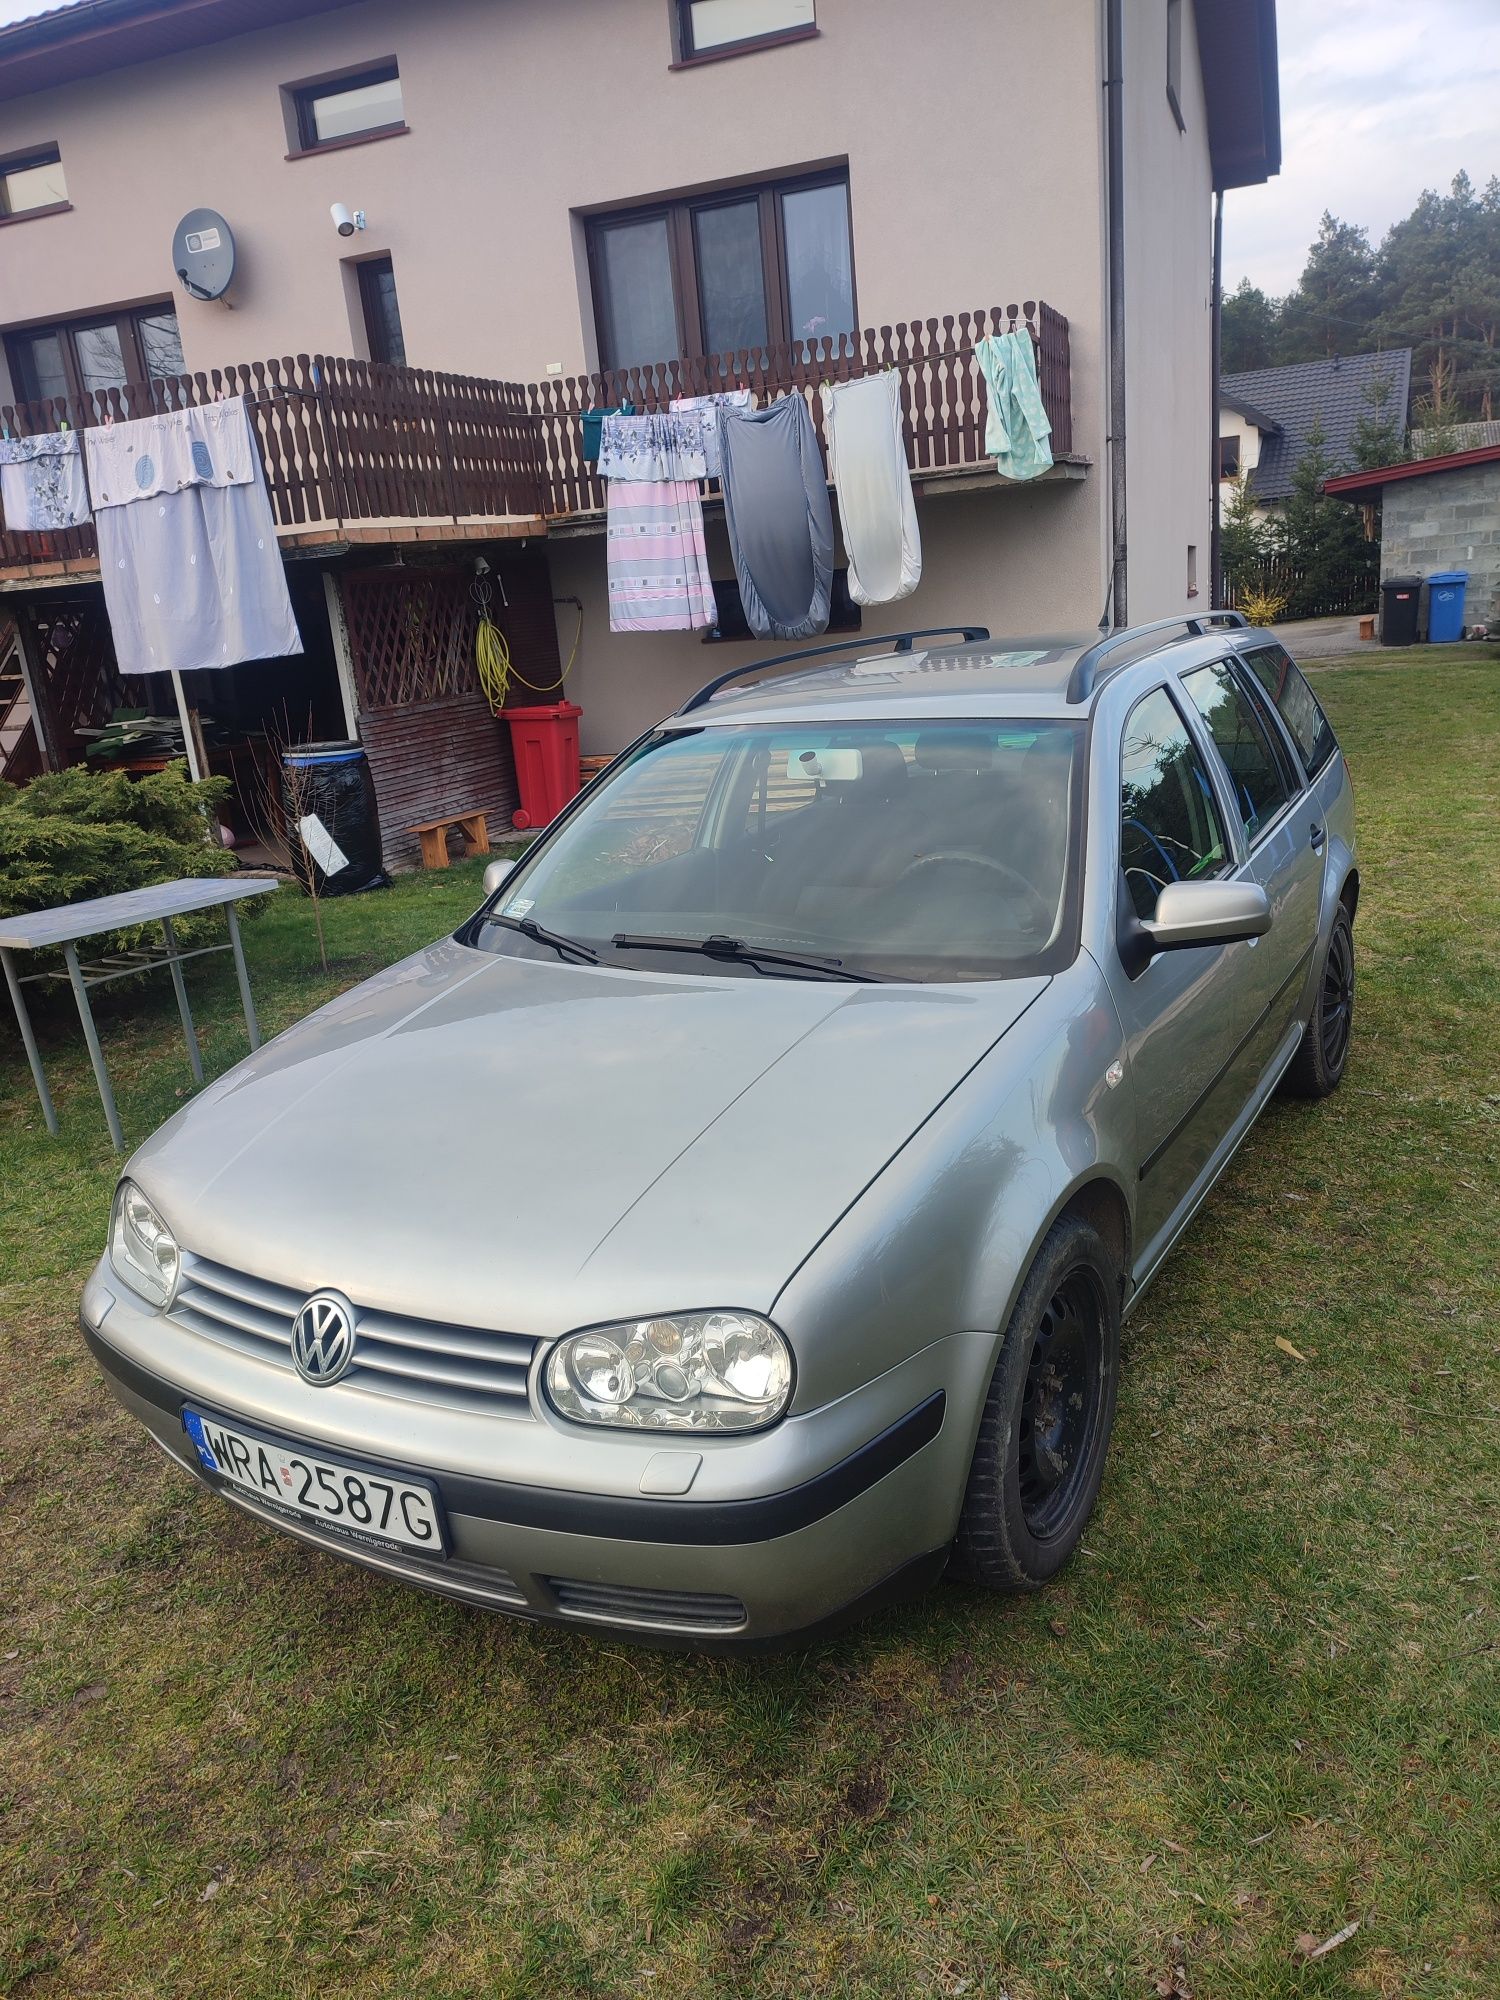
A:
[[407, 810, 490, 870]]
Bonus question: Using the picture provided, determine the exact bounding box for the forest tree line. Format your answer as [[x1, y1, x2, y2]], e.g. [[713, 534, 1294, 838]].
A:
[[1223, 171, 1500, 432]]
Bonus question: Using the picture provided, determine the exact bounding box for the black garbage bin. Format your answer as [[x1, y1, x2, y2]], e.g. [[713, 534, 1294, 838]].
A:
[[1380, 575, 1421, 647], [280, 740, 390, 896]]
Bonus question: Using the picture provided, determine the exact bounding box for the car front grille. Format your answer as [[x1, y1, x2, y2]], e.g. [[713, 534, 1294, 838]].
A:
[[546, 1576, 749, 1633], [170, 1251, 538, 1419]]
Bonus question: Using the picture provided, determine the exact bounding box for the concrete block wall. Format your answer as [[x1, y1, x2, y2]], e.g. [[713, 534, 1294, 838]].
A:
[[1380, 463, 1500, 634]]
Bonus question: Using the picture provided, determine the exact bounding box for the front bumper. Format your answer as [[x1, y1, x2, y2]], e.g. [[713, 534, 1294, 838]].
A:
[[81, 1264, 994, 1649]]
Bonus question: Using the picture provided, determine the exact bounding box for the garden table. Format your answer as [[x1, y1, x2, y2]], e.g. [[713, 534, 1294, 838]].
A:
[[0, 876, 278, 1152]]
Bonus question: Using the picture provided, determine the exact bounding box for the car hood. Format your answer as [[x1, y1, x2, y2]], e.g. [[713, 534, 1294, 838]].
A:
[[132, 939, 1047, 1335]]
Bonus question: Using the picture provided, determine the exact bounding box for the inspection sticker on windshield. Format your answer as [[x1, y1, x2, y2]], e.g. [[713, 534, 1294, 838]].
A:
[[503, 897, 535, 917], [181, 1408, 448, 1557]]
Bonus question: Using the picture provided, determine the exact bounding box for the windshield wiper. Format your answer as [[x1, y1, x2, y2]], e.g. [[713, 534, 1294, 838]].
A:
[[484, 912, 599, 964], [611, 932, 885, 982]]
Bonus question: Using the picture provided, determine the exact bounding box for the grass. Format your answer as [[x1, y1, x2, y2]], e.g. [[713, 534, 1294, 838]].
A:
[[1, 654, 1497, 1999]]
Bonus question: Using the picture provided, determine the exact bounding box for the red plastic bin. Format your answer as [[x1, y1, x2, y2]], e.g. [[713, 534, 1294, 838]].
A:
[[503, 701, 582, 830]]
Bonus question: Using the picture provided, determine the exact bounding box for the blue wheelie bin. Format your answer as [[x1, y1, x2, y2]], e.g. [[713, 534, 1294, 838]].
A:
[[1426, 571, 1468, 643]]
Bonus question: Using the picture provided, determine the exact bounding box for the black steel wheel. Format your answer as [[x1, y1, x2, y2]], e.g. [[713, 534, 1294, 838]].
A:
[[1285, 903, 1356, 1099], [952, 1215, 1121, 1592], [1016, 1270, 1107, 1541]]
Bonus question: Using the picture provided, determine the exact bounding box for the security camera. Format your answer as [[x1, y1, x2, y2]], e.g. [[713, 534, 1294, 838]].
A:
[[330, 202, 366, 237]]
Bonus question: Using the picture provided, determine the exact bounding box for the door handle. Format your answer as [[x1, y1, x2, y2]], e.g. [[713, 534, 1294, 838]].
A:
[[1309, 822, 1326, 851]]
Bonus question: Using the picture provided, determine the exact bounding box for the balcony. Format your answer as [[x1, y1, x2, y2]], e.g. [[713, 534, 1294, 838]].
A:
[[0, 301, 1074, 579]]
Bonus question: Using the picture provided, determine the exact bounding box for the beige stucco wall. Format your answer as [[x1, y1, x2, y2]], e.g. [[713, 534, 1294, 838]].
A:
[[551, 477, 1099, 754], [0, 0, 1234, 733], [1120, 0, 1214, 620], [0, 0, 1106, 401]]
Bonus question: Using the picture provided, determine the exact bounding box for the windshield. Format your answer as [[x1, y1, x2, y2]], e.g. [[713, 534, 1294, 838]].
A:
[[472, 719, 1084, 982]]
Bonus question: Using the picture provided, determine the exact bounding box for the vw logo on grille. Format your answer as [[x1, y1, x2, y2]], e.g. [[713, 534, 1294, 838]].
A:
[[291, 1291, 356, 1385]]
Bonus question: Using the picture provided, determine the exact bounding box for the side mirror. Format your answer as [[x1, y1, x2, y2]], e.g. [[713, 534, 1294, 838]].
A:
[[1143, 879, 1271, 954], [482, 858, 515, 898]]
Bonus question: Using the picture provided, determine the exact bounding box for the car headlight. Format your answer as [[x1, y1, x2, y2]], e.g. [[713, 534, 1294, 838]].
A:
[[109, 1179, 180, 1308], [545, 1312, 793, 1432]]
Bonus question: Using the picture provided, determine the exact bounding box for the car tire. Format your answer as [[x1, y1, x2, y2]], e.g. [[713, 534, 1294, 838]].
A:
[[1284, 904, 1355, 1099], [951, 1215, 1121, 1592]]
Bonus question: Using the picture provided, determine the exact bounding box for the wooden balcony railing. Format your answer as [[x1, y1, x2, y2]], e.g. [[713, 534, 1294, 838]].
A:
[[0, 301, 1070, 572], [534, 302, 1072, 516]]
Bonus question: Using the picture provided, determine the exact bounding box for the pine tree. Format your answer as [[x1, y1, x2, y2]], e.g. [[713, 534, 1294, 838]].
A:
[[1278, 420, 1378, 617], [1278, 215, 1380, 362], [1221, 280, 1279, 372], [1351, 371, 1408, 470], [1219, 474, 1270, 588]]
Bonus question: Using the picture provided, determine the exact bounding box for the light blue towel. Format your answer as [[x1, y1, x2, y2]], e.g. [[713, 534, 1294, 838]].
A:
[[975, 331, 1054, 481]]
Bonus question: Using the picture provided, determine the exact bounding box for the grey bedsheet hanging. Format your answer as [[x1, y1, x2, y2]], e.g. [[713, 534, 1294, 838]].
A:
[[717, 395, 833, 640]]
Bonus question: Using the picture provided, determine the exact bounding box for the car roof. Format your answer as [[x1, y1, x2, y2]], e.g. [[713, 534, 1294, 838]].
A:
[[667, 618, 1261, 729], [671, 635, 1096, 728]]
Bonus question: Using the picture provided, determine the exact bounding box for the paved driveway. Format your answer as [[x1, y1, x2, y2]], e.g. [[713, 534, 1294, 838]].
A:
[[1265, 614, 1375, 657]]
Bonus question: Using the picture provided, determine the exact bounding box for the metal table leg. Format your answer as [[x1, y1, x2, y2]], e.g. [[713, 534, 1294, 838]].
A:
[[63, 942, 124, 1153], [159, 916, 204, 1085], [2, 945, 59, 1137], [225, 905, 261, 1050]]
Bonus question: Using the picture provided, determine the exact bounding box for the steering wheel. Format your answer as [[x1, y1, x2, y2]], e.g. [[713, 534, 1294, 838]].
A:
[[897, 848, 1051, 923]]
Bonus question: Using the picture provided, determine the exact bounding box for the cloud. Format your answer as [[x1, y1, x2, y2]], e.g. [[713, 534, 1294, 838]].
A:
[[1223, 0, 1500, 295]]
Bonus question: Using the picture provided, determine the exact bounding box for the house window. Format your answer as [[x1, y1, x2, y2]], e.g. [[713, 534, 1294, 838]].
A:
[[587, 169, 854, 371], [288, 61, 404, 153], [675, 0, 815, 60], [0, 145, 68, 219], [1218, 435, 1241, 479], [358, 257, 407, 366], [5, 303, 184, 407], [1166, 0, 1186, 131]]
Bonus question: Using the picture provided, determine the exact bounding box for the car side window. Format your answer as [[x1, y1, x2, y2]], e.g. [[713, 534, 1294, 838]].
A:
[[1120, 686, 1232, 922], [1181, 660, 1293, 844], [1241, 642, 1338, 777]]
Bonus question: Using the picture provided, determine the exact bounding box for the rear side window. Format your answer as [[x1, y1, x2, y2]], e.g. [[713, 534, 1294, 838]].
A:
[[1120, 686, 1231, 921], [1242, 642, 1337, 777], [1181, 660, 1292, 844]]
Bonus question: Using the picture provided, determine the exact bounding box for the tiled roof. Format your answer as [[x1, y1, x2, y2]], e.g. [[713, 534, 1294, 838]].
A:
[[1222, 349, 1412, 504]]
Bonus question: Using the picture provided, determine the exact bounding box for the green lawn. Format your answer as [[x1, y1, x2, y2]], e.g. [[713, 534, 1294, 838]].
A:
[[2, 654, 1496, 2000]]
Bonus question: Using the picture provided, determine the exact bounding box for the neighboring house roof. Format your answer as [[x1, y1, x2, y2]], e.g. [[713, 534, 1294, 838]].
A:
[[1219, 390, 1282, 435], [1220, 348, 1413, 504], [0, 0, 1283, 194], [1323, 442, 1500, 503], [1196, 0, 1281, 190], [1410, 418, 1500, 457]]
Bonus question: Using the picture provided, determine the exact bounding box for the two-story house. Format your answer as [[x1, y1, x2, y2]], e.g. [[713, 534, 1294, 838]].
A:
[[0, 0, 1279, 866]]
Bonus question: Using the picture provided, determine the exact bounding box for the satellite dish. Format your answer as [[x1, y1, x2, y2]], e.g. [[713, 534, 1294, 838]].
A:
[[172, 207, 236, 302]]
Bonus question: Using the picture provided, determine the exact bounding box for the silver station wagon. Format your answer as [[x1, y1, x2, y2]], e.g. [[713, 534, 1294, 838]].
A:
[[82, 612, 1357, 1649]]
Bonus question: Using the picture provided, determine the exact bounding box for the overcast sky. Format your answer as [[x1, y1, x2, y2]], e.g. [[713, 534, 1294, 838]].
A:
[[0, 0, 1495, 301], [1223, 0, 1500, 296]]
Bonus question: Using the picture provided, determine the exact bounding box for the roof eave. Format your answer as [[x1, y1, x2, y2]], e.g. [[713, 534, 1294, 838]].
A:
[[1196, 0, 1282, 192]]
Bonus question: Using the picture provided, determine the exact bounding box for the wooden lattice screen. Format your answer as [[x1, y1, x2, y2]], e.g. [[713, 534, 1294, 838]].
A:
[[29, 594, 142, 763], [338, 569, 478, 712]]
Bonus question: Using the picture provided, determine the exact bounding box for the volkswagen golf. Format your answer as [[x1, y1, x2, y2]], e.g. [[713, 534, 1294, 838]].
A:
[[81, 612, 1357, 1648]]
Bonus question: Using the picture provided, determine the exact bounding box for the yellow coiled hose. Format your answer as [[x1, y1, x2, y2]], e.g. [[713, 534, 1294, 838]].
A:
[[474, 575, 581, 711]]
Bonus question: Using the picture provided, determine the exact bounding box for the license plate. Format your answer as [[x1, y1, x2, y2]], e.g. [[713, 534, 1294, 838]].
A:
[[181, 1408, 448, 1558]]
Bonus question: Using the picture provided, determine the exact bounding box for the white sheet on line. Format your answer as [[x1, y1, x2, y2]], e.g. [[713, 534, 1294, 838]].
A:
[[826, 371, 922, 606], [84, 401, 302, 675]]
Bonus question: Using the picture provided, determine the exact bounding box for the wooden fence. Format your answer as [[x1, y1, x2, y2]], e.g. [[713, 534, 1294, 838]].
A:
[[0, 300, 1070, 570], [1223, 556, 1379, 620]]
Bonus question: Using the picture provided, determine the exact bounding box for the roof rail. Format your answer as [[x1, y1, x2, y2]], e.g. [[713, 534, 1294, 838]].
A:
[[1065, 610, 1248, 704], [678, 626, 992, 715]]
